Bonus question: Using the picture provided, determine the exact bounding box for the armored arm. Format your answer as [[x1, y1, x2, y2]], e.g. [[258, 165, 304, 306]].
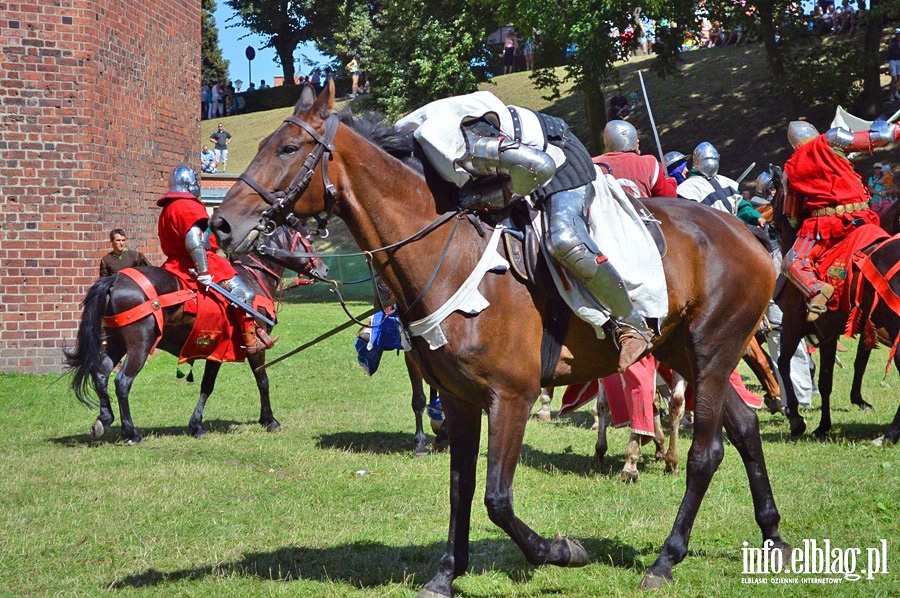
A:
[[455, 136, 557, 209], [185, 225, 211, 282], [824, 121, 900, 153]]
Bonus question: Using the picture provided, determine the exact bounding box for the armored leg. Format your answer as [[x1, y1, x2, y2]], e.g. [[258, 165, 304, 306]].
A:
[[544, 186, 653, 371], [222, 275, 279, 353], [782, 236, 833, 322]]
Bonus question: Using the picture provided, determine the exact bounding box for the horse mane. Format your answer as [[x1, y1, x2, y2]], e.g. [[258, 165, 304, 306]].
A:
[[338, 110, 424, 174]]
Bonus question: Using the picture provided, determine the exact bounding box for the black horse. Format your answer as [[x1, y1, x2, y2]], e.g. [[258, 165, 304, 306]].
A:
[[771, 169, 900, 444], [65, 225, 326, 444]]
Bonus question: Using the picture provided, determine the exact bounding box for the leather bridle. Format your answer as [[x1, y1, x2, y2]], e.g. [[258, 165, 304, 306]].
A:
[[237, 113, 342, 239]]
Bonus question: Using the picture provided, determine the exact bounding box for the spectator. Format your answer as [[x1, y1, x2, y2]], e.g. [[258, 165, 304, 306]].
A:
[[247, 82, 257, 92], [208, 123, 232, 173], [209, 81, 224, 119], [200, 144, 217, 173], [881, 164, 894, 205], [258, 79, 270, 90], [889, 29, 900, 101], [200, 83, 210, 120], [522, 38, 534, 71], [608, 89, 631, 120], [345, 54, 361, 97], [502, 30, 518, 75], [99, 228, 150, 277], [311, 67, 322, 90]]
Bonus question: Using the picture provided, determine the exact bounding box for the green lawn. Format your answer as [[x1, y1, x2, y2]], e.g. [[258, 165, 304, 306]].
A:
[[1, 300, 897, 596]]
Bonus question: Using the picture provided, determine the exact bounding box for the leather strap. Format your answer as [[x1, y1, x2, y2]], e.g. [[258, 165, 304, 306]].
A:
[[102, 268, 194, 333]]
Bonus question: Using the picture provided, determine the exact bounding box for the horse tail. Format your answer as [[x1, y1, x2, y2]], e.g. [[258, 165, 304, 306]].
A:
[[64, 275, 117, 408]]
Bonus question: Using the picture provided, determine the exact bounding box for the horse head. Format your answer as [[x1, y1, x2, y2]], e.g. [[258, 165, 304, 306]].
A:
[[238, 222, 329, 281], [212, 81, 339, 254]]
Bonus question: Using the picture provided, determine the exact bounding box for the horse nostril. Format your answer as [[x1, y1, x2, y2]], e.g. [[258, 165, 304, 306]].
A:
[[211, 213, 231, 238]]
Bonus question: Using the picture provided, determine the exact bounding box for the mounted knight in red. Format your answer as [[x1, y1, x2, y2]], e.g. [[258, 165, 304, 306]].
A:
[[781, 120, 900, 321]]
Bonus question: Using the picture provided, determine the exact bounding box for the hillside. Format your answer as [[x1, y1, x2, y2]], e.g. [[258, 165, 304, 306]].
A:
[[201, 44, 808, 181]]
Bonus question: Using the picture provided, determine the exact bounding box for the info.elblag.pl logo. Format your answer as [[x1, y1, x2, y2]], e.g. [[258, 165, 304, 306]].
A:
[[741, 539, 889, 585]]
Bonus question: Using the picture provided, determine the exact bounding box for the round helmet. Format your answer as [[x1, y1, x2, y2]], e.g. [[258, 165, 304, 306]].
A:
[[755, 171, 774, 196], [692, 142, 719, 179], [787, 121, 818, 149], [603, 120, 638, 153], [664, 150, 686, 169], [169, 164, 200, 198]]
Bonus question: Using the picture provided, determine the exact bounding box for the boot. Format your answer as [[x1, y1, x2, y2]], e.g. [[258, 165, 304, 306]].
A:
[[242, 318, 279, 355], [577, 256, 654, 372], [806, 282, 834, 322]]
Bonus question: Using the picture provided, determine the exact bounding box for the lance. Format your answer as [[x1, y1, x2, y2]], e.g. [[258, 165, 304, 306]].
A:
[[735, 161, 757, 186], [637, 70, 665, 166], [190, 269, 275, 327]]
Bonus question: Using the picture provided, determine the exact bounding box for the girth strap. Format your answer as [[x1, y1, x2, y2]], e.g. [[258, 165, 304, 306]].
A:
[[102, 268, 194, 335]]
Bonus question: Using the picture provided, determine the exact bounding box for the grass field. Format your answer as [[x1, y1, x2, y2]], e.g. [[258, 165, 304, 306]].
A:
[[1, 299, 897, 596]]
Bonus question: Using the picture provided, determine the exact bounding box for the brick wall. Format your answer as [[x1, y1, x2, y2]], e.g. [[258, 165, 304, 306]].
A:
[[0, 0, 200, 372]]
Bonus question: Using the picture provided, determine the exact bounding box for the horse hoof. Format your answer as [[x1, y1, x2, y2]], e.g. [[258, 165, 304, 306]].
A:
[[664, 463, 679, 475], [620, 469, 639, 483], [265, 422, 282, 433], [853, 401, 873, 411], [536, 411, 551, 423], [789, 416, 806, 438], [413, 449, 429, 458], [639, 571, 673, 590], [192, 429, 207, 439], [564, 537, 590, 567], [90, 419, 106, 440], [416, 588, 451, 598], [812, 427, 829, 440], [127, 438, 144, 446], [871, 435, 895, 447]]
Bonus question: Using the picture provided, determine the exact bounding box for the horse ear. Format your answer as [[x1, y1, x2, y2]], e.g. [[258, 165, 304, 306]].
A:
[[294, 83, 317, 114], [311, 78, 335, 119]]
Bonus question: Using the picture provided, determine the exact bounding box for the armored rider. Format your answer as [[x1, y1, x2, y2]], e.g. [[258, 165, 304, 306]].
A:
[[663, 150, 689, 185], [157, 165, 278, 353], [676, 142, 742, 213], [781, 119, 900, 321], [396, 91, 653, 372], [592, 120, 677, 198]]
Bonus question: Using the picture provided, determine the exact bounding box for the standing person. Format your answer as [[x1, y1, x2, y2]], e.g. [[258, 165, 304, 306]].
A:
[[200, 83, 209, 120], [502, 30, 518, 74], [867, 161, 884, 212], [157, 165, 277, 353], [208, 122, 232, 173], [310, 67, 322, 90], [781, 119, 900, 320], [522, 38, 534, 71], [209, 81, 224, 119], [99, 228, 150, 276], [889, 28, 900, 100], [345, 54, 361, 97]]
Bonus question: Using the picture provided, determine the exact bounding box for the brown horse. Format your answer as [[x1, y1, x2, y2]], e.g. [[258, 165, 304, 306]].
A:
[[65, 225, 326, 444], [210, 83, 788, 593]]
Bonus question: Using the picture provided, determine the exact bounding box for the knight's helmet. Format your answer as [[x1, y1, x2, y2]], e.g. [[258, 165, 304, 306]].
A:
[[787, 121, 819, 149], [603, 120, 638, 153], [664, 150, 686, 171], [755, 171, 774, 196], [692, 142, 720, 179], [169, 164, 201, 198]]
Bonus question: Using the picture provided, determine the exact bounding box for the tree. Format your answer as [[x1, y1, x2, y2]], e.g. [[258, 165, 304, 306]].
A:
[[225, 0, 323, 85], [315, 0, 495, 118], [202, 0, 229, 85], [500, 0, 695, 152]]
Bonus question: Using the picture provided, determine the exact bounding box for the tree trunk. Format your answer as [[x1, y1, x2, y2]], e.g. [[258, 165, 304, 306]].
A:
[[758, 0, 799, 117], [582, 74, 606, 155], [853, 3, 883, 118], [273, 37, 297, 86]]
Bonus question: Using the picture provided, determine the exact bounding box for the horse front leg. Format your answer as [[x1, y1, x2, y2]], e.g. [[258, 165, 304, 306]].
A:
[[419, 395, 482, 598], [188, 361, 221, 438], [621, 434, 641, 483], [405, 352, 429, 456], [482, 391, 588, 569], [849, 342, 873, 410], [641, 363, 729, 589], [535, 387, 553, 422], [721, 383, 790, 555], [248, 352, 281, 432], [777, 319, 806, 437], [812, 338, 837, 439]]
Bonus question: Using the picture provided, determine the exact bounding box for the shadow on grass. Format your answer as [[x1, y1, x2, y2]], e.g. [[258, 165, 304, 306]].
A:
[[48, 419, 249, 446], [110, 536, 646, 590], [316, 431, 417, 455]]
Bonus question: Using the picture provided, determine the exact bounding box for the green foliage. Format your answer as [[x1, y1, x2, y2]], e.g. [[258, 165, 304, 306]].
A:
[[783, 36, 865, 121], [202, 0, 230, 85], [316, 0, 495, 118]]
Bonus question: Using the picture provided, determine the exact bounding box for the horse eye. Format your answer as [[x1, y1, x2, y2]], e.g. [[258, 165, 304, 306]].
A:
[[281, 145, 299, 155]]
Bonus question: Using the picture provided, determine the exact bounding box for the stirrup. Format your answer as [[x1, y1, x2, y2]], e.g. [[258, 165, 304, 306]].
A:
[[617, 325, 653, 373], [806, 283, 834, 322]]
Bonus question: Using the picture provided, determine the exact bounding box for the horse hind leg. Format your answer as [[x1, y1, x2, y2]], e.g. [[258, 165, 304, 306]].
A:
[[91, 344, 124, 439], [722, 382, 790, 556], [248, 351, 281, 432], [621, 434, 641, 483], [535, 387, 553, 422], [812, 338, 837, 440], [664, 376, 686, 474], [113, 330, 154, 445], [405, 353, 429, 457], [849, 342, 873, 410], [590, 391, 610, 471]]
